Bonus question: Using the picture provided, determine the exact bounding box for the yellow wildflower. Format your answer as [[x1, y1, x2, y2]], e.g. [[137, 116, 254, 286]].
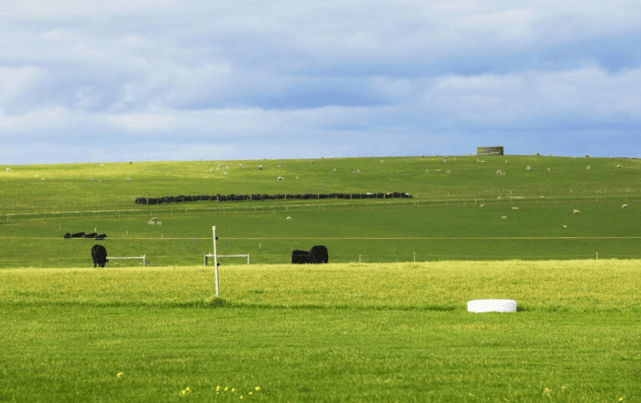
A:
[[186, 387, 191, 392], [117, 372, 123, 378], [225, 386, 228, 391], [232, 388, 235, 392], [255, 386, 260, 391], [216, 385, 220, 391]]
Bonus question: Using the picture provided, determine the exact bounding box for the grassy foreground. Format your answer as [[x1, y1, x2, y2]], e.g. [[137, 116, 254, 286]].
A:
[[1, 260, 640, 402]]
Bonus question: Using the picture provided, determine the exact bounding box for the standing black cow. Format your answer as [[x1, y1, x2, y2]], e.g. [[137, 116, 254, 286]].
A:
[[91, 244, 109, 268]]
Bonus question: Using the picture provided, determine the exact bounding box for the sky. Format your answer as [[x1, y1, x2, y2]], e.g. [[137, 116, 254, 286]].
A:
[[1, 0, 640, 164]]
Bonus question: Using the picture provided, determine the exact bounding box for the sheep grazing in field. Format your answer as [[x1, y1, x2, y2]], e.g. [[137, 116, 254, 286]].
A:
[[156, 221, 162, 226], [563, 225, 567, 228], [548, 168, 550, 172], [239, 164, 243, 168], [496, 170, 503, 175], [353, 170, 361, 174], [573, 209, 581, 215], [622, 204, 628, 209], [41, 178, 46, 181], [224, 172, 228, 175], [505, 160, 508, 164], [148, 217, 157, 225], [225, 166, 229, 169], [512, 207, 519, 210], [381, 159, 385, 163], [5, 168, 12, 172], [286, 216, 291, 220], [125, 178, 131, 181], [617, 165, 622, 169], [277, 165, 281, 168], [480, 204, 485, 207], [277, 176, 284, 181], [501, 216, 507, 219], [480, 160, 485, 163], [435, 169, 441, 174], [446, 170, 451, 174], [310, 160, 314, 164], [425, 169, 430, 173], [526, 166, 532, 171], [586, 166, 591, 170], [258, 165, 263, 170]]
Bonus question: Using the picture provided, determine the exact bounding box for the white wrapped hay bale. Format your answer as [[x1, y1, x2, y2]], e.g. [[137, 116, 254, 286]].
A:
[[467, 299, 517, 313]]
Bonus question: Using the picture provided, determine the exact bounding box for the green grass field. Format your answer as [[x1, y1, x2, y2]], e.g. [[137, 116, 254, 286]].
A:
[[1, 155, 640, 401], [1, 261, 640, 402], [1, 155, 640, 267]]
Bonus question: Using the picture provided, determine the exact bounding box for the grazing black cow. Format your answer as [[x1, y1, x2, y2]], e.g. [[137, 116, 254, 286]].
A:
[[292, 250, 310, 264], [71, 232, 85, 238], [63, 233, 71, 239], [84, 233, 97, 238], [91, 244, 108, 268], [309, 245, 329, 263], [94, 234, 107, 240], [291, 245, 329, 264]]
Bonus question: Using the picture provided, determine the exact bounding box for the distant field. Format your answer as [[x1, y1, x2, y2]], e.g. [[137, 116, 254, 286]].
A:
[[0, 155, 640, 267], [0, 260, 639, 402]]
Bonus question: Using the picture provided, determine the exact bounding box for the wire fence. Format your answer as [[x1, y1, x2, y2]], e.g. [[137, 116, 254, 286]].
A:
[[1, 195, 638, 224]]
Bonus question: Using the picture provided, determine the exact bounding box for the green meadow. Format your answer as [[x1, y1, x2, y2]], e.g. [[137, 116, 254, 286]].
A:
[[1, 155, 640, 401], [1, 261, 640, 402], [0, 155, 640, 266]]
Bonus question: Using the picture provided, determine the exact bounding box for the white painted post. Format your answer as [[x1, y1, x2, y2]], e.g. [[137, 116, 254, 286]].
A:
[[596, 252, 599, 260], [359, 254, 362, 263], [213, 226, 219, 298], [414, 252, 416, 262]]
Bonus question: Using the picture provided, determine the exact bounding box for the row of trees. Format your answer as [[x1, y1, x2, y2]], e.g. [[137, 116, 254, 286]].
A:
[[135, 192, 412, 205]]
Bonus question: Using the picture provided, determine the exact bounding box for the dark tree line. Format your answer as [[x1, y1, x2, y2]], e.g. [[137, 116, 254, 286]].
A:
[[135, 192, 412, 205]]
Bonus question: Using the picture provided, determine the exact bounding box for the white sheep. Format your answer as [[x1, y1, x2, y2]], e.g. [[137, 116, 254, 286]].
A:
[[563, 225, 567, 228], [435, 169, 441, 174], [496, 170, 503, 175], [381, 159, 385, 163], [156, 222, 162, 226], [505, 160, 508, 164], [622, 204, 628, 209], [501, 216, 507, 219], [224, 172, 228, 175], [446, 170, 451, 174], [125, 178, 131, 181], [5, 168, 12, 172], [425, 169, 430, 173], [89, 177, 93, 181], [512, 207, 519, 210], [286, 216, 291, 220], [586, 166, 591, 170], [277, 176, 284, 181], [480, 204, 485, 207], [548, 168, 550, 172], [41, 178, 45, 181], [526, 166, 532, 171], [277, 165, 281, 168], [332, 168, 337, 173], [617, 165, 622, 169], [258, 165, 263, 170], [148, 218, 157, 225], [239, 164, 243, 168], [225, 166, 229, 169], [573, 209, 581, 215]]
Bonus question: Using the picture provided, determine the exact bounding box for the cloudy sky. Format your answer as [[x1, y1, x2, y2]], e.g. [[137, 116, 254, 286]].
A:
[[1, 0, 640, 164]]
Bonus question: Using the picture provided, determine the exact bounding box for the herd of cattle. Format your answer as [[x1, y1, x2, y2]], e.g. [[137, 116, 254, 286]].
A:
[[64, 232, 107, 240], [135, 192, 412, 205]]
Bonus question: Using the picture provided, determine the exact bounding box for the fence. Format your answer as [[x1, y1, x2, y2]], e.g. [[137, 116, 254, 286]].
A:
[[204, 253, 250, 266], [109, 255, 147, 266]]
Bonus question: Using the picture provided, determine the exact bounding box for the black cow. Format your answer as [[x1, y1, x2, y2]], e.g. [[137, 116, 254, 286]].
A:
[[84, 233, 97, 238], [63, 233, 71, 239], [71, 232, 85, 238], [291, 245, 329, 264], [91, 244, 109, 267], [94, 234, 107, 240]]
